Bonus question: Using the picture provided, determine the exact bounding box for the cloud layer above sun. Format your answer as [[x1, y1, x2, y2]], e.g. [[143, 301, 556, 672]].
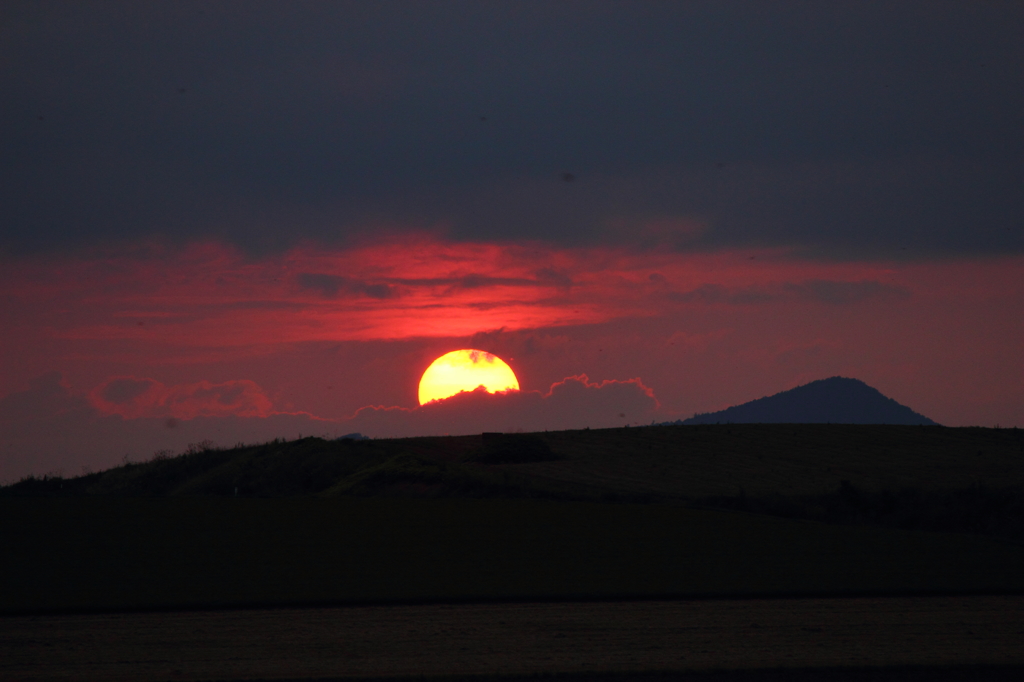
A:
[[0, 372, 659, 483], [0, 235, 946, 352]]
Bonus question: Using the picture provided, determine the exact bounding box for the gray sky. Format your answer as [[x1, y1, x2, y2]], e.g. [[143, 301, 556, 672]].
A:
[[3, 0, 1022, 257]]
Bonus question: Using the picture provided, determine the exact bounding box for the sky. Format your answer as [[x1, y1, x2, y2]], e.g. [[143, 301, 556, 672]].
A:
[[1, 0, 1022, 481]]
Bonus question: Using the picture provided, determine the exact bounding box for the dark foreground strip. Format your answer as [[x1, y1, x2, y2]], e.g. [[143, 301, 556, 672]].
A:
[[6, 587, 1024, 618], [6, 497, 1024, 616], [3, 596, 1022, 681], [243, 668, 1024, 682]]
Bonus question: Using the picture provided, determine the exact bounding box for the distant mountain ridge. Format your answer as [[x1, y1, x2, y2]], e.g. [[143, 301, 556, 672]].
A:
[[673, 377, 938, 425]]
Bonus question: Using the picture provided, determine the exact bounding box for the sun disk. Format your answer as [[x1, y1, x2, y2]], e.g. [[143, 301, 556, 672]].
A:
[[418, 349, 519, 405]]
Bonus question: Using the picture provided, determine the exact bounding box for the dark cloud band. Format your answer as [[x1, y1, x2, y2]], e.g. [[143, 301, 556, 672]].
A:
[[2, 1, 1022, 256]]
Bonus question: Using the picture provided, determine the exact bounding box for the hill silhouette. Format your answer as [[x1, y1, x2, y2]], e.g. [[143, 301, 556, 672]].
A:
[[4, 424, 1024, 615], [677, 377, 938, 425]]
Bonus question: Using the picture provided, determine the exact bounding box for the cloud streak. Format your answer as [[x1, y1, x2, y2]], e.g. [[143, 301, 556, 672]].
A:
[[667, 280, 911, 306], [0, 237, 935, 354], [0, 372, 660, 482], [89, 377, 275, 420], [296, 273, 398, 300]]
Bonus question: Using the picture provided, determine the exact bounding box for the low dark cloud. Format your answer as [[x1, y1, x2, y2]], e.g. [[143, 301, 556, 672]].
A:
[[441, 271, 575, 294], [89, 376, 274, 419], [100, 377, 159, 404], [1, 1, 1021, 257], [383, 271, 574, 291], [446, 275, 537, 291], [667, 279, 909, 306], [668, 284, 775, 305], [785, 280, 910, 305], [533, 268, 574, 289], [295, 270, 574, 299], [296, 273, 397, 299]]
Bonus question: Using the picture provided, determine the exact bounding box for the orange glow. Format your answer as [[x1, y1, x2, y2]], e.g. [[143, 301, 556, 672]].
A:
[[418, 349, 519, 405]]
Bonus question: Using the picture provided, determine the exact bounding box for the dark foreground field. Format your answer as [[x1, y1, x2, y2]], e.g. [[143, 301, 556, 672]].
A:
[[4, 496, 1024, 613], [3, 597, 1023, 681], [3, 425, 1023, 680]]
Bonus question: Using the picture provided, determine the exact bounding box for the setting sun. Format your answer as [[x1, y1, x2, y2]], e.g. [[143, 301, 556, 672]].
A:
[[418, 349, 520, 405]]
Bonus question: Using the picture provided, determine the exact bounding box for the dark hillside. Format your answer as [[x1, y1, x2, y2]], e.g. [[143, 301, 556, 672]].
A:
[[1, 435, 546, 499], [519, 424, 1023, 498], [4, 425, 1023, 543], [6, 425, 1021, 501], [679, 377, 937, 425], [4, 425, 1024, 613]]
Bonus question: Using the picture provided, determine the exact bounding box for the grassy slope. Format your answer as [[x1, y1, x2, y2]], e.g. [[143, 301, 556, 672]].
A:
[[4, 425, 1024, 613], [525, 424, 1024, 498], [7, 425, 1023, 501], [4, 496, 1024, 613]]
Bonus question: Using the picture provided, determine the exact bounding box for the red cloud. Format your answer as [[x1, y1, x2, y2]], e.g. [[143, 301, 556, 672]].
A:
[[82, 372, 660, 436], [1, 372, 661, 482], [346, 374, 660, 437], [0, 374, 326, 483], [89, 377, 274, 419], [2, 235, 930, 357]]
